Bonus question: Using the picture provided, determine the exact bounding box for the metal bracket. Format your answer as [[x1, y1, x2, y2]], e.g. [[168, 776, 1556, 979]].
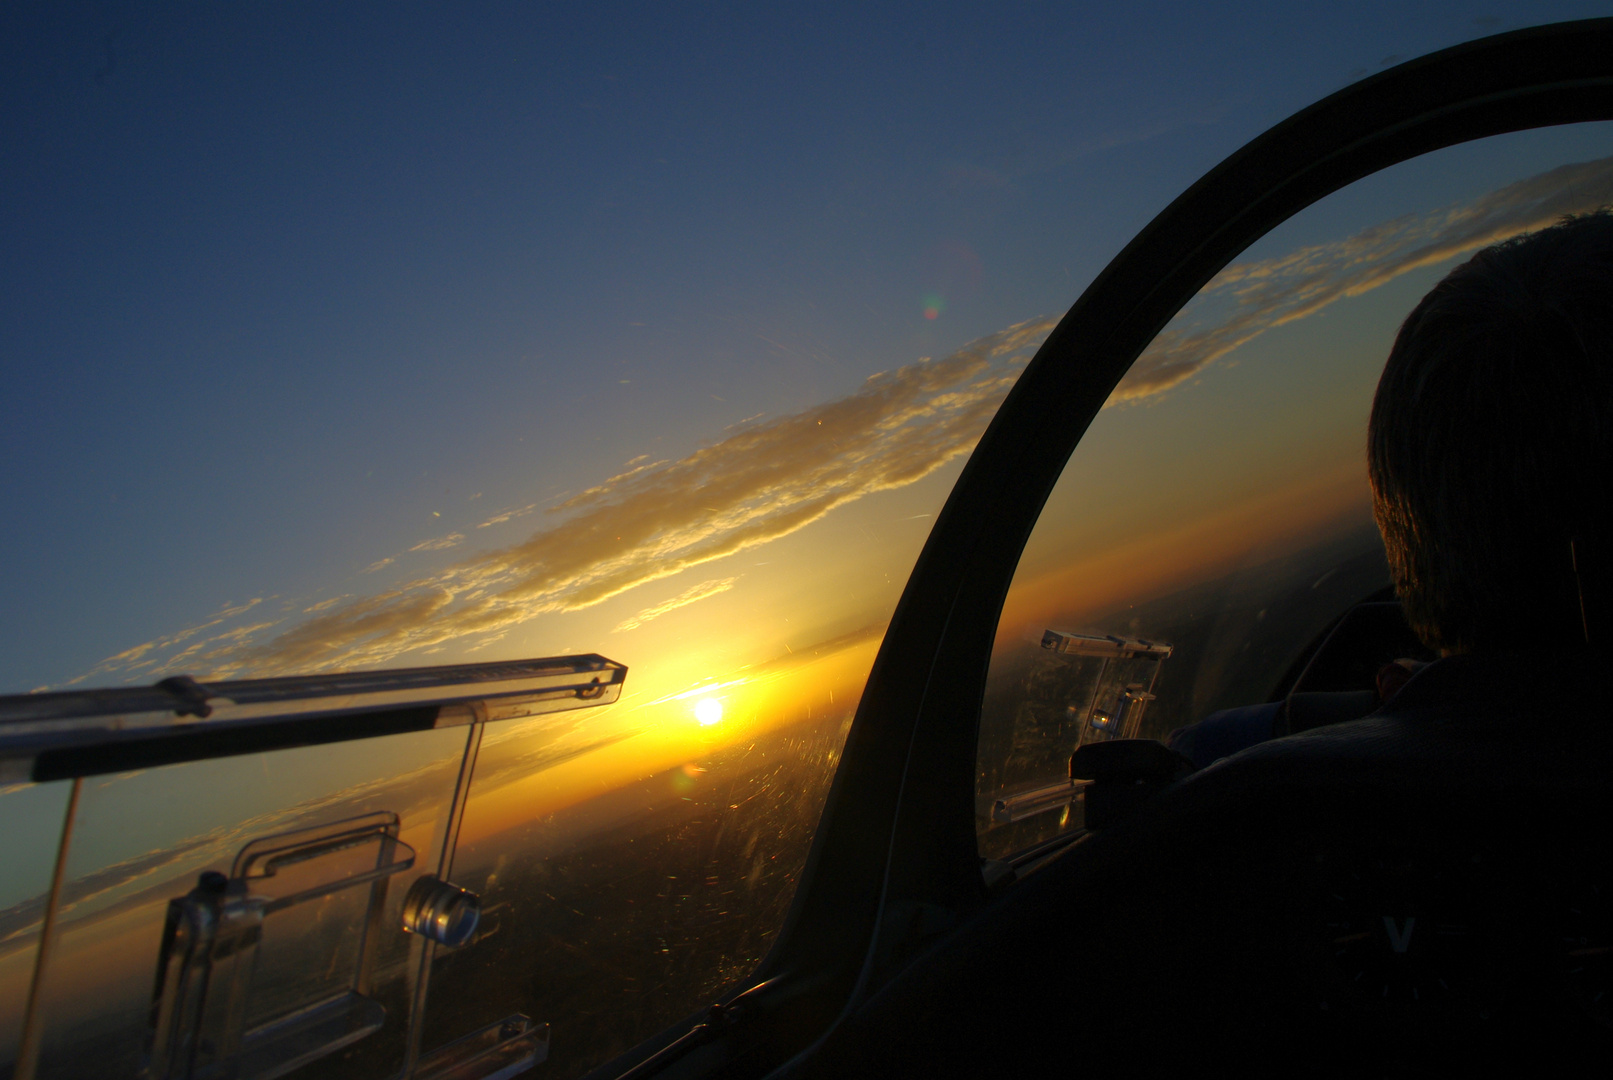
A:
[[413, 1015, 548, 1080], [143, 813, 415, 1080]]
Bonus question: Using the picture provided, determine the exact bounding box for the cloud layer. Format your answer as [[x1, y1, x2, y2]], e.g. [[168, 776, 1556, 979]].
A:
[[81, 318, 1052, 682], [80, 154, 1613, 684], [1114, 155, 1613, 401], [613, 577, 740, 633]]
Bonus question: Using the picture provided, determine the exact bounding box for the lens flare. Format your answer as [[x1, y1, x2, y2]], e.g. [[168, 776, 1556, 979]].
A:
[[921, 293, 945, 320], [673, 762, 703, 793], [694, 697, 723, 726]]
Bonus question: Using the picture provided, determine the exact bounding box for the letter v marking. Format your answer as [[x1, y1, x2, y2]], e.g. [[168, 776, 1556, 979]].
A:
[[1382, 915, 1416, 954]]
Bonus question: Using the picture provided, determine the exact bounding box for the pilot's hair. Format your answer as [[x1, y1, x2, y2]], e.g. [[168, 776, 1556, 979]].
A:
[[1369, 209, 1613, 655]]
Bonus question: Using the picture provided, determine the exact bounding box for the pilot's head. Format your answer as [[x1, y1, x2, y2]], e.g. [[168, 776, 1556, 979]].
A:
[[1369, 209, 1613, 655]]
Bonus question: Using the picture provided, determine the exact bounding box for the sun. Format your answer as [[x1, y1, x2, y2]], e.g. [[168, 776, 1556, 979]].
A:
[[694, 698, 723, 726]]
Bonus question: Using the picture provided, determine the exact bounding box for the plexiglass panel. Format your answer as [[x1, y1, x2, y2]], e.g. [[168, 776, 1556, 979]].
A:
[[26, 727, 469, 1080], [979, 123, 1613, 861], [418, 697, 856, 1078], [0, 782, 73, 1080], [4, 594, 872, 1080]]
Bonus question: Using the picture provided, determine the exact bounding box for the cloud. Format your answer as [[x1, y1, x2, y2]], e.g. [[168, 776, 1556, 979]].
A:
[[362, 557, 394, 574], [614, 577, 739, 632], [81, 155, 1613, 684], [71, 599, 269, 685], [409, 533, 465, 552], [477, 503, 539, 528], [101, 317, 1052, 680], [1112, 155, 1613, 402]]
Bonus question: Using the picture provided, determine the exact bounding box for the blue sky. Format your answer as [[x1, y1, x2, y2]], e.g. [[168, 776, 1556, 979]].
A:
[[3, 2, 1610, 691]]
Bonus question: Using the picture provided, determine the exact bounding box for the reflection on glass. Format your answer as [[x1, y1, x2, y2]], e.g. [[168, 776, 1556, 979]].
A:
[[977, 633, 1171, 845], [26, 728, 468, 1080], [0, 782, 73, 1080], [4, 626, 871, 1080], [418, 707, 855, 1080], [979, 125, 1613, 861]]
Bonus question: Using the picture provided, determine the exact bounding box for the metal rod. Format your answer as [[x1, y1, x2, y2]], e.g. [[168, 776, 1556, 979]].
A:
[[438, 722, 485, 884], [1132, 658, 1167, 739], [1077, 656, 1111, 748], [15, 776, 82, 1080], [403, 720, 486, 1075], [3, 653, 626, 782]]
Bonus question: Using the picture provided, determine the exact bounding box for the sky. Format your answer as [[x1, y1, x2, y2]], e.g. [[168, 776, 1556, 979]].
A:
[[0, 0, 1608, 785], [2, 0, 1610, 831], [8, 4, 1613, 1069], [3, 1, 1608, 696]]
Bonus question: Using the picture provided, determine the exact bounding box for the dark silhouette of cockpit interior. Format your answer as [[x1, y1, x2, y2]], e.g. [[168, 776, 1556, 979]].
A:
[[598, 22, 1613, 1080], [773, 96, 1613, 1080]]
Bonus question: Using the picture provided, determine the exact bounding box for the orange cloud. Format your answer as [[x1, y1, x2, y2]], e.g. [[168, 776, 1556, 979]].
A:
[[613, 577, 739, 632], [408, 533, 465, 552], [76, 155, 1613, 686], [1114, 155, 1613, 402], [87, 318, 1053, 681]]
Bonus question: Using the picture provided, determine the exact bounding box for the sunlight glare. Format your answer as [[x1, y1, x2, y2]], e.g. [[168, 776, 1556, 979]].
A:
[[694, 697, 724, 726]]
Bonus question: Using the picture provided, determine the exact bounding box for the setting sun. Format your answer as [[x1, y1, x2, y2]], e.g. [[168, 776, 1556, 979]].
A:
[[694, 697, 724, 726]]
